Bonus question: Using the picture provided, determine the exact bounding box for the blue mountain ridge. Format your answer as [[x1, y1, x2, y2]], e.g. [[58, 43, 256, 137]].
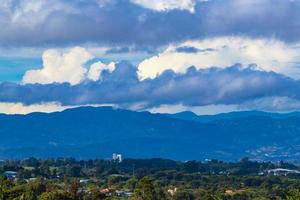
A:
[[168, 110, 300, 122], [0, 106, 300, 161]]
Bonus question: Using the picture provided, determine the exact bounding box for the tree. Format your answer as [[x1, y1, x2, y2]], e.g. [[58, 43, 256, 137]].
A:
[[286, 189, 300, 200], [202, 193, 221, 200], [125, 177, 138, 191], [174, 189, 194, 200], [132, 176, 167, 200], [40, 161, 51, 178], [108, 176, 119, 186], [66, 165, 82, 177], [23, 187, 37, 200], [24, 179, 46, 200], [69, 180, 80, 199], [82, 189, 106, 200], [38, 191, 74, 200], [183, 161, 199, 173]]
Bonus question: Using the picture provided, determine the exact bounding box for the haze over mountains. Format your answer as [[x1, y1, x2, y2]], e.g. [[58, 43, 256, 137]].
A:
[[0, 106, 300, 161]]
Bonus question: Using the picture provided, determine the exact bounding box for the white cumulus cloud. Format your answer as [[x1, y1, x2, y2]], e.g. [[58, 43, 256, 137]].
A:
[[130, 0, 196, 12], [87, 61, 116, 81], [23, 47, 93, 85], [138, 37, 300, 80]]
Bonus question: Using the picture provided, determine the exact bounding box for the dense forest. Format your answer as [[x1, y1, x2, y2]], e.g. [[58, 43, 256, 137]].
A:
[[0, 157, 300, 199]]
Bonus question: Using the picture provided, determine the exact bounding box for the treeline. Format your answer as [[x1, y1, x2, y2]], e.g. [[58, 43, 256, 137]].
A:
[[1, 157, 298, 178], [0, 157, 300, 199]]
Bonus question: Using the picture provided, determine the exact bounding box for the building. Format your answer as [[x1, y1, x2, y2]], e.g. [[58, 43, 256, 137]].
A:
[[167, 187, 177, 196], [267, 168, 300, 176], [112, 153, 122, 163], [3, 171, 17, 179], [79, 179, 90, 184], [116, 190, 133, 197], [225, 189, 246, 196]]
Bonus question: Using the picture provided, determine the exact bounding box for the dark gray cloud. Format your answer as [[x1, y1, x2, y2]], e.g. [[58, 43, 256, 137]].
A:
[[1, 0, 300, 47], [176, 46, 216, 53], [176, 46, 199, 53], [105, 46, 157, 55], [105, 47, 131, 54], [0, 62, 300, 109]]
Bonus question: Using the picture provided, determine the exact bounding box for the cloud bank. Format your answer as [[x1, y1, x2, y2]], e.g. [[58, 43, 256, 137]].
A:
[[1, 0, 300, 47], [0, 42, 296, 114], [1, 62, 300, 113]]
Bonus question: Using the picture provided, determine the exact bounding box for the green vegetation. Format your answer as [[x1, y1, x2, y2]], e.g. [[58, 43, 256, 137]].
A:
[[0, 157, 300, 199]]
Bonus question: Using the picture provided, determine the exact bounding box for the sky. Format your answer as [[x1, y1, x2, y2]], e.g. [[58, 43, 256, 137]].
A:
[[1, 0, 300, 114]]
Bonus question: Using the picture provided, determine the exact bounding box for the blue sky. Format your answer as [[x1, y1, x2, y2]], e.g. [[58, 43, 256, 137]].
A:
[[0, 58, 41, 82], [0, 0, 300, 114]]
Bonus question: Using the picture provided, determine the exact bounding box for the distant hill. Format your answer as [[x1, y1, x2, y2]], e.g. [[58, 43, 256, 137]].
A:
[[0, 106, 300, 161], [169, 110, 300, 122]]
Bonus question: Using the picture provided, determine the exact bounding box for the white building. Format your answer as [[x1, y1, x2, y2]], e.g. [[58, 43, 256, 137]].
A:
[[267, 168, 300, 176], [112, 153, 123, 163]]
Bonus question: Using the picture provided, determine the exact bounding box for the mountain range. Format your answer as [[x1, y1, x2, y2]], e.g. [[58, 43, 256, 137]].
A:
[[0, 106, 300, 161]]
